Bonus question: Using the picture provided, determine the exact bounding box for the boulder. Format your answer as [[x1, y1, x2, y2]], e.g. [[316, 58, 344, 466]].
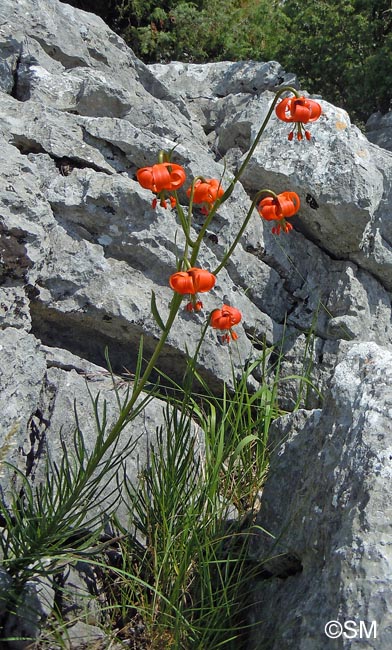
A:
[[366, 110, 392, 152], [249, 342, 392, 650], [149, 59, 298, 131]]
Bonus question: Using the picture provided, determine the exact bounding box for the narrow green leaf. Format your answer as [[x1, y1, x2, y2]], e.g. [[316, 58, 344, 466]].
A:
[[232, 434, 260, 461], [151, 290, 166, 331]]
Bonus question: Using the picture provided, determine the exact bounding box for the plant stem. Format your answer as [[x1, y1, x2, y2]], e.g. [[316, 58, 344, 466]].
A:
[[212, 189, 277, 276], [41, 87, 298, 515], [174, 195, 195, 255], [96, 293, 184, 457], [219, 85, 300, 204], [190, 86, 298, 270]]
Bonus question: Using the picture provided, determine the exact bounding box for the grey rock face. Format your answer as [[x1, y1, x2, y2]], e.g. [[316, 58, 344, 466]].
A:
[[249, 342, 392, 650], [148, 60, 297, 131], [0, 0, 392, 646], [1, 577, 54, 650], [149, 60, 297, 100], [238, 100, 392, 282], [0, 328, 47, 465], [366, 110, 392, 152]]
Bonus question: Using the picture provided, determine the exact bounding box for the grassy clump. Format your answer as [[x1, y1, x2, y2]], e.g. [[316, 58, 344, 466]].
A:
[[0, 338, 310, 649]]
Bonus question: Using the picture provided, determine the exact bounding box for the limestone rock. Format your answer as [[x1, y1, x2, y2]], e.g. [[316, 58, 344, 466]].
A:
[[1, 576, 54, 650], [0, 0, 391, 411], [62, 621, 106, 650], [366, 110, 392, 152], [0, 328, 47, 461], [249, 342, 392, 649], [148, 60, 297, 131], [237, 97, 392, 281], [149, 60, 297, 100]]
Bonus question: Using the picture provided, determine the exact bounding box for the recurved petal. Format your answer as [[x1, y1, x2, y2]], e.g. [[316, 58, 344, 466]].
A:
[[136, 166, 154, 190], [276, 196, 296, 218], [275, 97, 294, 123], [188, 267, 216, 292], [278, 191, 300, 216], [168, 163, 186, 189], [308, 100, 322, 122], [290, 102, 311, 123], [169, 271, 196, 294]]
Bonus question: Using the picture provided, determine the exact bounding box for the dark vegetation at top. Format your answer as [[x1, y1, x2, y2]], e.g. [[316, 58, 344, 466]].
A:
[[63, 0, 392, 125]]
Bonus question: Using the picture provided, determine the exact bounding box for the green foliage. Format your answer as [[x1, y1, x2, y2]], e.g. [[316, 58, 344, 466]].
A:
[[274, 0, 392, 123], [0, 333, 309, 646], [63, 0, 286, 63], [63, 0, 392, 122], [100, 347, 282, 648], [0, 393, 139, 585]]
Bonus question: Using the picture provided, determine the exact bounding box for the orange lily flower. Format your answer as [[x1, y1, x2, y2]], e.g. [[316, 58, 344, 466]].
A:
[[210, 304, 242, 342], [258, 191, 300, 235], [186, 179, 224, 214], [275, 96, 322, 141], [136, 162, 186, 208], [169, 267, 216, 311]]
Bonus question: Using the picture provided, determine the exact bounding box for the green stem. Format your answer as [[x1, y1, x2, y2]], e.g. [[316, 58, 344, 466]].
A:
[[182, 313, 213, 391], [174, 194, 195, 257], [57, 88, 299, 496], [52, 88, 299, 522], [96, 293, 184, 457], [189, 86, 299, 269], [219, 86, 300, 204], [189, 183, 224, 266], [181, 177, 206, 254], [212, 189, 277, 276], [8, 88, 305, 577]]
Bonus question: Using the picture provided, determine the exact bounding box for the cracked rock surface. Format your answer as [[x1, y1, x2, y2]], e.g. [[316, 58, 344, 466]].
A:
[[249, 343, 392, 649], [0, 0, 392, 648]]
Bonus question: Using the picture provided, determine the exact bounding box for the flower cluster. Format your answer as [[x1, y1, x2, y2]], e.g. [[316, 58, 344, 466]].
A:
[[136, 164, 225, 215], [168, 269, 241, 341], [135, 91, 322, 344]]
